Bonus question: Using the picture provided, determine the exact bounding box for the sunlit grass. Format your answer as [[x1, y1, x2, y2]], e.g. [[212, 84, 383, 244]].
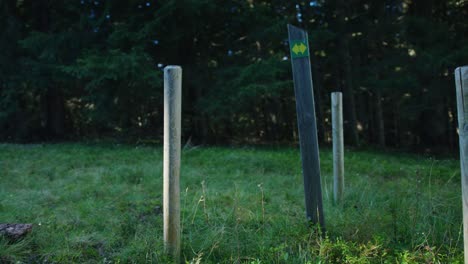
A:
[[0, 143, 463, 263]]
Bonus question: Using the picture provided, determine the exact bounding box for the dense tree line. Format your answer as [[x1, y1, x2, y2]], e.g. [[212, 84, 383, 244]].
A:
[[1, 0, 467, 151]]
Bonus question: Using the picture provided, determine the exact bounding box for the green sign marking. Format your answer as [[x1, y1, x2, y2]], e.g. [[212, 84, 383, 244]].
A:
[[290, 40, 309, 59]]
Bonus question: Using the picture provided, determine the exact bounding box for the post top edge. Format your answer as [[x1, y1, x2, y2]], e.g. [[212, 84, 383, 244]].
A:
[[455, 66, 468, 72], [287, 24, 304, 31], [164, 65, 182, 70]]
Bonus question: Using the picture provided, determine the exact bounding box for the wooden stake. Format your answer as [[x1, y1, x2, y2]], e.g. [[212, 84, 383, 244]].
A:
[[332, 92, 344, 204], [455, 66, 468, 263], [287, 24, 325, 230], [163, 65, 182, 262]]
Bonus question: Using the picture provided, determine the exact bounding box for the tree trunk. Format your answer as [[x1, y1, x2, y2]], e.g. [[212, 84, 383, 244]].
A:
[[356, 92, 369, 143], [335, 0, 359, 146], [374, 89, 385, 147], [312, 57, 326, 144], [446, 99, 455, 151], [393, 102, 400, 147], [272, 97, 283, 142], [367, 92, 375, 144], [35, 1, 65, 140], [45, 87, 65, 139], [341, 38, 359, 146]]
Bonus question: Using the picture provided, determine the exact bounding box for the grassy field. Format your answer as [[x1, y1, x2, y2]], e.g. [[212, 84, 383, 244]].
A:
[[0, 143, 464, 263]]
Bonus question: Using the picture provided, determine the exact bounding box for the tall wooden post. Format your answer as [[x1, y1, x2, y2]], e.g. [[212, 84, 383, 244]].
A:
[[455, 66, 468, 263], [332, 92, 344, 204], [163, 65, 182, 262], [288, 24, 325, 230]]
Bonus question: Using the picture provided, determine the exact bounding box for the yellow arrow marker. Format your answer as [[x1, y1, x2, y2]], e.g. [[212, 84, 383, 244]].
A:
[[298, 43, 307, 54], [290, 41, 309, 58], [292, 43, 307, 55], [292, 44, 302, 55]]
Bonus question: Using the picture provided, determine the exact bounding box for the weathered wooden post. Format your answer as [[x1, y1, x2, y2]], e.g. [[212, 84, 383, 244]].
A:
[[332, 92, 344, 204], [287, 24, 325, 230], [455, 66, 468, 263], [163, 65, 182, 262]]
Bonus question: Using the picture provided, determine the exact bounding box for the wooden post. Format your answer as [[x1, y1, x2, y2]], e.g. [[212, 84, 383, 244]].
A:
[[332, 92, 344, 204], [163, 65, 182, 262], [288, 24, 325, 230], [455, 66, 468, 263]]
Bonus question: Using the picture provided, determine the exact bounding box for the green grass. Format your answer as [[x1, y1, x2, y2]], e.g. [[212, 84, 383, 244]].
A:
[[0, 143, 464, 263]]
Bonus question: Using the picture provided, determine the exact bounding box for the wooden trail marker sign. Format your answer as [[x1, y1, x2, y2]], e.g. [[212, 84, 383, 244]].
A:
[[455, 66, 468, 263], [163, 65, 182, 262], [288, 24, 325, 230]]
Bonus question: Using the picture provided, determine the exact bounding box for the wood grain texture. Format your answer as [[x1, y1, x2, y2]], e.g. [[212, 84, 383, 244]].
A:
[[455, 66, 468, 264], [332, 92, 344, 204], [288, 24, 325, 230], [0, 223, 32, 240], [163, 65, 182, 262]]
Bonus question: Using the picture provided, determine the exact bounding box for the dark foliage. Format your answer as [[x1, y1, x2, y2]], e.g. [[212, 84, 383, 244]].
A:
[[0, 0, 467, 151]]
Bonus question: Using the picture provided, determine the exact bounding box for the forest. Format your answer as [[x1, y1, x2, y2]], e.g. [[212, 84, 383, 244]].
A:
[[1, 0, 467, 151]]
